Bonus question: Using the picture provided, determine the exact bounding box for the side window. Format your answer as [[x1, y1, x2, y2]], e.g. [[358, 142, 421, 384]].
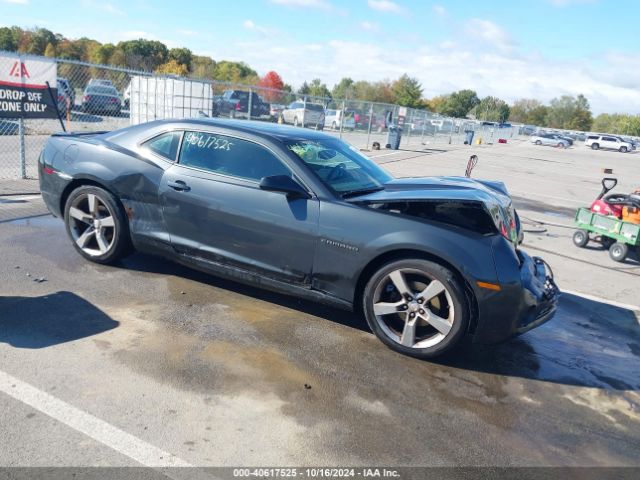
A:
[[179, 131, 292, 182], [142, 131, 182, 161], [603, 136, 615, 142]]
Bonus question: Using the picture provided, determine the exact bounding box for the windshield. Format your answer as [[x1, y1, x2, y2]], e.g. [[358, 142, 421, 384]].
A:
[[285, 138, 393, 195]]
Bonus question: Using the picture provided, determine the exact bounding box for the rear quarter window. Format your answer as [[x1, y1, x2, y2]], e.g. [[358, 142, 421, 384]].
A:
[[142, 131, 182, 161]]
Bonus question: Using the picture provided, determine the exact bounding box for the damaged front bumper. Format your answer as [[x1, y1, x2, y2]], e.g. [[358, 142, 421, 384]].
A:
[[472, 244, 559, 344], [514, 251, 559, 334]]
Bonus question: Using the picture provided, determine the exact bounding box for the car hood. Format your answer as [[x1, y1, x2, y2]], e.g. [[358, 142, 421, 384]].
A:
[[347, 176, 520, 244]]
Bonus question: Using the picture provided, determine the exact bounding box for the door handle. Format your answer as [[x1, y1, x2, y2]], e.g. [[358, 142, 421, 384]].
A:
[[167, 180, 191, 192]]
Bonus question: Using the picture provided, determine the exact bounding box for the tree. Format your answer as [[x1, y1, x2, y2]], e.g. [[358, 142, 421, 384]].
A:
[[440, 89, 480, 118], [0, 27, 18, 51], [190, 55, 216, 79], [214, 61, 257, 83], [592, 113, 640, 136], [26, 28, 57, 55], [472, 96, 510, 122], [92, 43, 116, 65], [117, 39, 168, 71], [424, 95, 449, 113], [258, 71, 285, 102], [44, 42, 56, 58], [155, 59, 189, 76], [546, 94, 593, 130], [307, 78, 331, 100], [297, 81, 310, 95], [332, 77, 354, 99], [168, 48, 193, 69], [391, 74, 423, 108]]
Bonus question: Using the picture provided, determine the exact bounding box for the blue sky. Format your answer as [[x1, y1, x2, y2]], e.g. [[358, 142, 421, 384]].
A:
[[2, 0, 639, 113]]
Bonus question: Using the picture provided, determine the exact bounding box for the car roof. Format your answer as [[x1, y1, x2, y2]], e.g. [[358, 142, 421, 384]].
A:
[[116, 118, 335, 143]]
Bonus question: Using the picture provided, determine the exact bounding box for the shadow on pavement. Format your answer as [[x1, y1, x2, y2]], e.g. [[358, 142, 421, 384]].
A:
[[439, 293, 640, 391], [120, 253, 639, 390], [120, 252, 370, 333], [0, 291, 119, 348]]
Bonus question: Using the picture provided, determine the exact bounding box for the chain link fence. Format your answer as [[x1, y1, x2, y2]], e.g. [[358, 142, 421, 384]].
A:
[[0, 54, 519, 184]]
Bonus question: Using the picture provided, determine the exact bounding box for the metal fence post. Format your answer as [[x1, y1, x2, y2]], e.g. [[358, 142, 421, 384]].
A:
[[339, 100, 345, 139], [248, 87, 252, 121], [420, 111, 427, 145], [19, 118, 26, 179], [365, 102, 373, 150]]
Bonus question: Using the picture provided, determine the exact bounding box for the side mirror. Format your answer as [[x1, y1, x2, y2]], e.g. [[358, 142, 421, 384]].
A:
[[259, 175, 311, 199]]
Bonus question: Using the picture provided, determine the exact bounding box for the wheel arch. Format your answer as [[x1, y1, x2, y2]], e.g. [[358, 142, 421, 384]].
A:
[[59, 177, 123, 220], [353, 249, 479, 334]]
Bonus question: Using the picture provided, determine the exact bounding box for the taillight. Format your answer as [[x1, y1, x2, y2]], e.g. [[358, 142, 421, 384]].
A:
[[43, 166, 56, 175], [84, 95, 91, 102], [58, 94, 64, 101], [235, 102, 241, 111]]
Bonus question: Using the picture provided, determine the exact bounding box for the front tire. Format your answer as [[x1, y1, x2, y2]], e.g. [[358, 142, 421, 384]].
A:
[[64, 185, 132, 265], [535, 140, 542, 145], [609, 242, 628, 262], [362, 259, 469, 359], [620, 146, 628, 153], [293, 116, 299, 127]]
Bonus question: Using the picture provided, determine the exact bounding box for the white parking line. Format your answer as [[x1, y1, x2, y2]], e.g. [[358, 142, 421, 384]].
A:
[[561, 289, 640, 314], [0, 370, 192, 468], [368, 151, 404, 158]]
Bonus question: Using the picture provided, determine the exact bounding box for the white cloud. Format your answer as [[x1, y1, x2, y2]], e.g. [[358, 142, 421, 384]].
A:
[[3, 0, 29, 4], [208, 35, 639, 115], [367, 0, 405, 14], [465, 18, 512, 50], [242, 20, 277, 36], [360, 21, 380, 32], [433, 5, 446, 16], [269, 0, 333, 10]]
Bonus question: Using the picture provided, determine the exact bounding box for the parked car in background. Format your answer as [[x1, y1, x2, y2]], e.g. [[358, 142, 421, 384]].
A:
[[57, 77, 75, 107], [123, 83, 131, 110], [82, 85, 122, 115], [280, 101, 325, 129], [269, 103, 286, 119], [548, 133, 574, 146], [530, 134, 569, 148], [213, 90, 270, 119], [38, 118, 557, 359], [585, 135, 633, 153], [55, 80, 72, 115], [324, 109, 355, 130], [87, 79, 115, 89]]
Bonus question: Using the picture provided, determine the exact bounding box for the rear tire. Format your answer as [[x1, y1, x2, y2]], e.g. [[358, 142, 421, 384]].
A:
[[331, 121, 337, 130], [293, 116, 299, 127], [362, 259, 469, 359], [535, 140, 542, 145], [572, 229, 589, 248], [591, 143, 600, 150], [64, 185, 133, 265], [609, 242, 628, 262]]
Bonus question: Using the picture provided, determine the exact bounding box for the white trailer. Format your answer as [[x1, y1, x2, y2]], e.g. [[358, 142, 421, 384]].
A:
[[129, 76, 212, 125]]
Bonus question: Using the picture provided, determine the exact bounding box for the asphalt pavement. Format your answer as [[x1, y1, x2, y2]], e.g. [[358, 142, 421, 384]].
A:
[[0, 139, 639, 471]]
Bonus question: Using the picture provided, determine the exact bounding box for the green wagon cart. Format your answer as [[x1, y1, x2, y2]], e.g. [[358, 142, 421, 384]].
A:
[[573, 207, 640, 262]]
